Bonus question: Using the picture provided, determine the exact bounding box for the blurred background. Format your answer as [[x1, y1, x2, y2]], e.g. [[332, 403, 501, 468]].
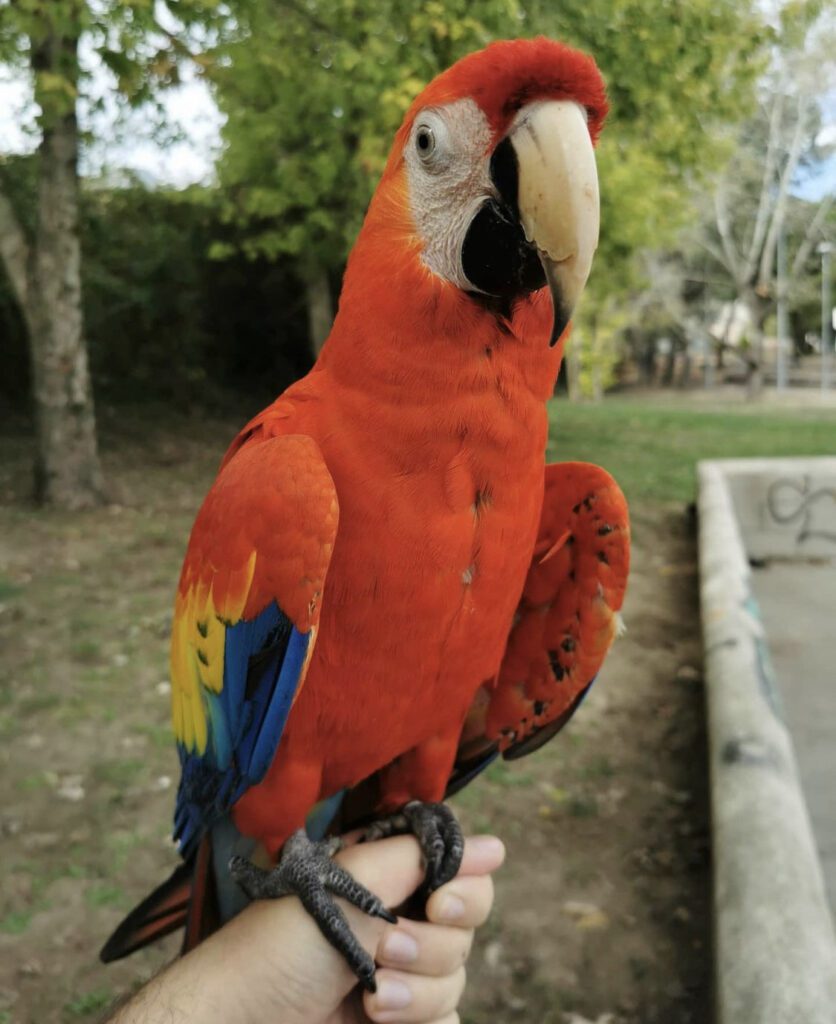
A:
[[0, 1, 834, 1022]]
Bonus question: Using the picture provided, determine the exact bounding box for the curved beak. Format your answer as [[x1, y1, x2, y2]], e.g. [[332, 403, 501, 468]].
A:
[[509, 100, 600, 345]]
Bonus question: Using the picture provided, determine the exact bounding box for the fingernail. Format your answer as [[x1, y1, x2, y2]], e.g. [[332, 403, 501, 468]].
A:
[[438, 893, 465, 921], [375, 977, 412, 1011], [382, 929, 419, 964]]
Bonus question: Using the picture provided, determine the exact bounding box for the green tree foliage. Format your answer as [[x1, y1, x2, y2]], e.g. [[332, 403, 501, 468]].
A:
[[212, 0, 523, 269], [0, 0, 232, 505], [81, 185, 310, 401], [535, 0, 768, 290], [211, 0, 528, 353], [671, 3, 836, 390], [0, 0, 226, 113], [534, 0, 769, 394], [0, 171, 311, 410], [0, 0, 782, 416], [212, 0, 768, 378]]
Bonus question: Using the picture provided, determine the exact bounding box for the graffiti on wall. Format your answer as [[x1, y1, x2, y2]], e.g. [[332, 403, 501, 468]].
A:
[[765, 476, 836, 547]]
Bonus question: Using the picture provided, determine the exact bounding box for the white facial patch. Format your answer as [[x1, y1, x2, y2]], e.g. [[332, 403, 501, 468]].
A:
[[404, 98, 495, 291]]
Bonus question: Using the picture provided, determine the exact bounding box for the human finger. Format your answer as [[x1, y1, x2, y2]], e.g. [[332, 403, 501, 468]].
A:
[[425, 874, 494, 930], [376, 919, 473, 977], [362, 965, 466, 1023], [452, 834, 504, 878], [335, 832, 503, 910]]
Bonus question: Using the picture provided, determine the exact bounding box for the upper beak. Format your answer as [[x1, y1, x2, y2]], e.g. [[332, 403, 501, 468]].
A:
[[508, 100, 600, 345]]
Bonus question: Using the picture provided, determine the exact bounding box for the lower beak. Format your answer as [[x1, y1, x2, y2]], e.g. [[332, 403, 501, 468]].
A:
[[509, 100, 600, 345]]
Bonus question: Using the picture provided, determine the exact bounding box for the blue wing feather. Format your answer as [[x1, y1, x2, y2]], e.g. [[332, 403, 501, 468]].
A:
[[206, 693, 232, 770], [247, 627, 310, 780], [173, 600, 310, 858], [221, 602, 285, 742]]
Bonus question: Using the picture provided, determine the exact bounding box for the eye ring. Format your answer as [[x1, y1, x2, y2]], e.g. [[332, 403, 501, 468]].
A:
[[415, 124, 436, 159]]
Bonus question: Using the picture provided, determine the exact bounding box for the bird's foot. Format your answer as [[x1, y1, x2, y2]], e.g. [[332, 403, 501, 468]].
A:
[[364, 800, 464, 896], [229, 829, 396, 992]]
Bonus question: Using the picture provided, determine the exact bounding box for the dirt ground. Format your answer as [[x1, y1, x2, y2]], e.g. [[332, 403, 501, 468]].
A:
[[0, 408, 711, 1024]]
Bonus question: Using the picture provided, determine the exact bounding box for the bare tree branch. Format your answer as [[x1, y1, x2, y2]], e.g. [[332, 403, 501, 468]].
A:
[[742, 90, 785, 281], [790, 191, 836, 282], [152, 23, 218, 68], [758, 91, 813, 287], [713, 181, 742, 282], [696, 235, 730, 269], [0, 186, 31, 315]]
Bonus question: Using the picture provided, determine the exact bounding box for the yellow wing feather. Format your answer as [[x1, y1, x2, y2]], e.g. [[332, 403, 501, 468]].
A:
[[170, 552, 258, 755]]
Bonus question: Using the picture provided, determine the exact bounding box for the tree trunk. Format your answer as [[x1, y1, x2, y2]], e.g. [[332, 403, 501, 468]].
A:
[[747, 339, 764, 397], [29, 107, 104, 507], [661, 343, 676, 386], [590, 362, 603, 402], [305, 266, 333, 358], [641, 338, 656, 384], [627, 328, 653, 383], [589, 315, 603, 401], [743, 290, 769, 400], [565, 333, 582, 402], [679, 346, 692, 388], [0, 21, 106, 508]]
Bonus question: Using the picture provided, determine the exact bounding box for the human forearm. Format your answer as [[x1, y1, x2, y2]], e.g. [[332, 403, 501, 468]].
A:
[[106, 834, 504, 1024], [106, 908, 278, 1024]]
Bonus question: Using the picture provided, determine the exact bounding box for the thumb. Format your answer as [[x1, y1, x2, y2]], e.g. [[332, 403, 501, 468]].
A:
[[337, 833, 426, 910], [333, 832, 504, 968], [335, 831, 505, 923]]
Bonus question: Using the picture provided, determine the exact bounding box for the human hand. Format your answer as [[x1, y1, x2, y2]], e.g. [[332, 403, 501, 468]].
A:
[[110, 833, 504, 1024], [237, 832, 504, 1024]]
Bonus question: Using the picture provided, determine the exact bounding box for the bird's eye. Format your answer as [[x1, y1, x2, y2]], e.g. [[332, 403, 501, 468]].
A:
[[416, 125, 436, 159]]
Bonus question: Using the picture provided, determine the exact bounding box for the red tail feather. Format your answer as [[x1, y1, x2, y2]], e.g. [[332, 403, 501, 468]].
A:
[[100, 835, 218, 963], [182, 831, 220, 954]]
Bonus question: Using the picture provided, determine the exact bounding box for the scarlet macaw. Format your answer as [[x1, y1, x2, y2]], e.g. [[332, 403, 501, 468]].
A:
[[101, 37, 629, 989]]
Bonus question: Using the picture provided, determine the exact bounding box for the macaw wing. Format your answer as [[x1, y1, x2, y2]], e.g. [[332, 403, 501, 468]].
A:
[[446, 461, 630, 795], [170, 433, 338, 857]]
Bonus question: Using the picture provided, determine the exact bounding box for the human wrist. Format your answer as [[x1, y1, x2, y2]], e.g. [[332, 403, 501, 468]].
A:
[[180, 903, 296, 1024], [108, 911, 283, 1024]]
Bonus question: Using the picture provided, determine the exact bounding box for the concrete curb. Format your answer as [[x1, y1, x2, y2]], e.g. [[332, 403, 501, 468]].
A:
[[697, 460, 836, 1024]]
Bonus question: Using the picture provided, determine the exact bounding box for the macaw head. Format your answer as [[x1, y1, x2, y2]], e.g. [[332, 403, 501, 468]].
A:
[[336, 37, 607, 353]]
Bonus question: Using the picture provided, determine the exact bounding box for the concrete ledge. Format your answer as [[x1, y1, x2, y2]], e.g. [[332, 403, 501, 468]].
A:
[[698, 459, 836, 1024], [718, 456, 836, 561]]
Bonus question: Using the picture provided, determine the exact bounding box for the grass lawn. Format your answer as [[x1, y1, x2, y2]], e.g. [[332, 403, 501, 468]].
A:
[[548, 396, 836, 507]]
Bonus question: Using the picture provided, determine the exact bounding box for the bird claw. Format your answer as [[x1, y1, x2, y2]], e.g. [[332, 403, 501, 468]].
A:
[[228, 805, 462, 990], [364, 800, 464, 896], [229, 829, 395, 992]]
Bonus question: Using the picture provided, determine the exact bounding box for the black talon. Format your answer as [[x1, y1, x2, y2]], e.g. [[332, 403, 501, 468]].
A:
[[324, 862, 398, 924], [364, 800, 465, 897], [229, 829, 392, 992]]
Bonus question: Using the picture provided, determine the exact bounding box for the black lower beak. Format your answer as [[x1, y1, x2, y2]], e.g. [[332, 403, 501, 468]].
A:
[[541, 257, 571, 347], [460, 199, 545, 305], [460, 137, 547, 321]]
